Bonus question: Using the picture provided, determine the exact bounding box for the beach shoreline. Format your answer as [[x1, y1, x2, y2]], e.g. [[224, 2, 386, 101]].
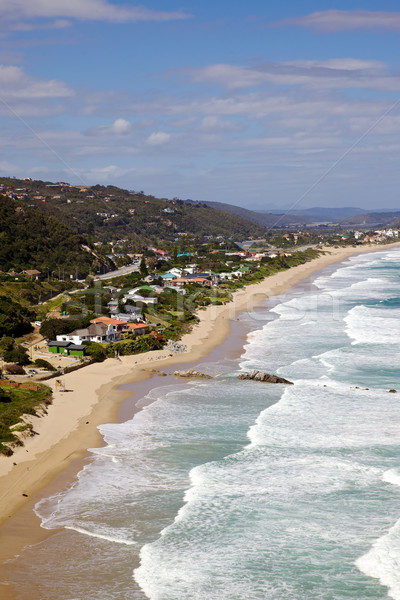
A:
[[1, 242, 399, 587]]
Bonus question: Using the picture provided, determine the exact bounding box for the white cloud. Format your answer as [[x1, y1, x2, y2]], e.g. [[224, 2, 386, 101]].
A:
[[0, 0, 191, 24], [146, 131, 171, 146], [199, 115, 243, 132], [83, 165, 134, 180], [291, 58, 384, 71], [110, 118, 132, 134], [86, 118, 133, 136], [10, 19, 71, 31], [184, 59, 400, 93], [0, 159, 18, 172], [0, 64, 74, 98], [279, 10, 400, 32]]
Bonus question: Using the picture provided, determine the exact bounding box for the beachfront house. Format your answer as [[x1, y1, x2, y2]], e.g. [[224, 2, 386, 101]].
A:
[[56, 322, 117, 345], [90, 316, 127, 333], [168, 276, 212, 288], [123, 323, 150, 336]]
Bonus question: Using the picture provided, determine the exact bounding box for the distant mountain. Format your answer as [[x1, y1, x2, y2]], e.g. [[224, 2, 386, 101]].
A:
[[257, 206, 368, 222], [339, 211, 400, 228], [257, 206, 400, 224], [187, 200, 311, 228], [291, 207, 367, 221]]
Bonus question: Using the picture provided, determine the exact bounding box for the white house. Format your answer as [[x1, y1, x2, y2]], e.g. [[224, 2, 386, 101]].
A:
[[123, 287, 159, 304], [161, 268, 182, 281], [56, 323, 117, 344]]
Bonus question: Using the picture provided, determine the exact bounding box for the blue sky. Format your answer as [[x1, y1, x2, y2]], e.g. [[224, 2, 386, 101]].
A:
[[1, 1, 400, 210]]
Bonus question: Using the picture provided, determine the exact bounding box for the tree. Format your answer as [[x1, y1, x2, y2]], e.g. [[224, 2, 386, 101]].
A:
[[139, 255, 148, 277], [3, 345, 30, 365], [39, 318, 79, 340], [0, 336, 15, 354], [0, 296, 34, 338]]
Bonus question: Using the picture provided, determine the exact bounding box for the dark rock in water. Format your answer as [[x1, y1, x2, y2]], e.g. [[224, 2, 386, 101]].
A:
[[237, 370, 293, 384], [174, 370, 212, 379], [388, 389, 397, 393]]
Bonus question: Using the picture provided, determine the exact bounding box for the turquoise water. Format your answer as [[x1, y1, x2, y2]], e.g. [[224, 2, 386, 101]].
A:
[[10, 249, 400, 599]]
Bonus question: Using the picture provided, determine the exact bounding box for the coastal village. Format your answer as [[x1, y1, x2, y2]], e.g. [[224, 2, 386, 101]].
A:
[[0, 176, 400, 456], [2, 6, 400, 598]]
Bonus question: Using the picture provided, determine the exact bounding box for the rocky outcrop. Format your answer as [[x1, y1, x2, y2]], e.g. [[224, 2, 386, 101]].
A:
[[174, 370, 212, 379], [164, 340, 187, 354], [388, 389, 397, 393], [237, 370, 293, 384]]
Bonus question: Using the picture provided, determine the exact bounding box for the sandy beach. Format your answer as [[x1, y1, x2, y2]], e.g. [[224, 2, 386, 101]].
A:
[[1, 242, 399, 587]]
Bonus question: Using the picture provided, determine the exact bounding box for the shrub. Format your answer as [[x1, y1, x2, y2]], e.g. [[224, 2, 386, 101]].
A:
[[35, 358, 56, 371], [84, 342, 106, 362], [5, 363, 25, 375], [3, 345, 30, 365]]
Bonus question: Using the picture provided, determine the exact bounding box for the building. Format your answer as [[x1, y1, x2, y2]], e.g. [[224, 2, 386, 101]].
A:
[[168, 276, 212, 288], [56, 322, 117, 344], [123, 323, 150, 335], [47, 341, 86, 357], [107, 300, 119, 314], [90, 316, 127, 333], [24, 269, 42, 281], [123, 287, 159, 304]]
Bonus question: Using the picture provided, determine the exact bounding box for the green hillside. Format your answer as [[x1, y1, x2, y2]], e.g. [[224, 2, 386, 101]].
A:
[[0, 194, 107, 276], [0, 178, 266, 244]]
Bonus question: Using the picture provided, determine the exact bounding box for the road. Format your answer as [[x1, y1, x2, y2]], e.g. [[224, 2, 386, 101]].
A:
[[93, 263, 140, 281]]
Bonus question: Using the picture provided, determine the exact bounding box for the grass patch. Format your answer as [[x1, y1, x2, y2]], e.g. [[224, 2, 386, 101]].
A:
[[0, 384, 52, 455]]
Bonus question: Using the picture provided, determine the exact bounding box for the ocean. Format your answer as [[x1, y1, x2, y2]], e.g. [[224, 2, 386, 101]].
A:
[[7, 248, 400, 599]]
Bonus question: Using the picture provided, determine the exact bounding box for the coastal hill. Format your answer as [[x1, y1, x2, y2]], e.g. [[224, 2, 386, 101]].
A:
[[0, 177, 266, 245], [0, 193, 110, 275]]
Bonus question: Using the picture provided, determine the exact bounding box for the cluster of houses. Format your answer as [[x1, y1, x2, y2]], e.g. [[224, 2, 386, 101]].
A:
[[46, 265, 254, 356], [353, 229, 400, 243], [158, 265, 252, 286], [48, 316, 151, 355], [5, 269, 43, 280]]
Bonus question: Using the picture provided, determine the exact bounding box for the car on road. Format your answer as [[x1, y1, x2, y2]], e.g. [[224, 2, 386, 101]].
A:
[[28, 369, 38, 374]]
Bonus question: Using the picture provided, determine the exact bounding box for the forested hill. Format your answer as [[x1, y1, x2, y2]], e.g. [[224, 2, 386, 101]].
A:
[[0, 194, 108, 275], [0, 178, 266, 244]]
